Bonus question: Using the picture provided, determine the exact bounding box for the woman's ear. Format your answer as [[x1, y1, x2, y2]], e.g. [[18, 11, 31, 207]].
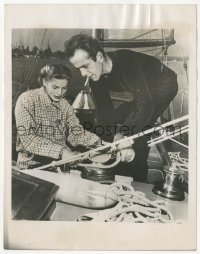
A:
[[43, 79, 47, 87], [96, 51, 104, 63]]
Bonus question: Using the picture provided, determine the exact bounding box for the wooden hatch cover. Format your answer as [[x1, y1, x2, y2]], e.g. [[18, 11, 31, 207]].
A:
[[12, 169, 59, 220]]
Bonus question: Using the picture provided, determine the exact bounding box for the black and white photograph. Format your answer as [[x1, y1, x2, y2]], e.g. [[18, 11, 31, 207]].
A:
[[4, 4, 197, 251]]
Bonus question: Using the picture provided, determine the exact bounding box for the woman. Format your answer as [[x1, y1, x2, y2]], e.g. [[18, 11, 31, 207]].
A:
[[15, 64, 101, 169]]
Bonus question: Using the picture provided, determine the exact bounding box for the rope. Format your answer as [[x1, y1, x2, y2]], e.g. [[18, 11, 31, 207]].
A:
[[132, 29, 158, 40], [138, 47, 163, 54], [24, 28, 47, 84], [148, 126, 188, 147], [168, 152, 188, 172], [21, 29, 31, 83], [182, 48, 189, 86], [32, 115, 189, 171], [169, 138, 189, 149], [78, 182, 174, 223], [148, 124, 189, 144]]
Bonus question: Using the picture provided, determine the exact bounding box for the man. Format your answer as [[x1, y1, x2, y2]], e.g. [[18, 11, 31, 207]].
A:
[[15, 64, 101, 169], [65, 33, 178, 182]]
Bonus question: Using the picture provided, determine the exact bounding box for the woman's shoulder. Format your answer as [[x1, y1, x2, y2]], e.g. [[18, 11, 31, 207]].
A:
[[17, 88, 41, 105]]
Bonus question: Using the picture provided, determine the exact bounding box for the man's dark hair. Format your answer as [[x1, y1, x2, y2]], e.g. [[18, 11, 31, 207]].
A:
[[64, 33, 106, 61]]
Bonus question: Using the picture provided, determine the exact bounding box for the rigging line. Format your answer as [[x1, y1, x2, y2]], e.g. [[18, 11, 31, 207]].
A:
[[148, 28, 154, 55], [32, 115, 189, 171], [147, 125, 189, 144], [182, 48, 189, 86], [33, 29, 36, 47], [155, 48, 165, 56], [169, 138, 189, 149], [132, 29, 158, 40], [155, 50, 165, 56], [25, 28, 47, 83], [165, 36, 175, 124], [162, 29, 168, 65], [26, 29, 31, 49], [147, 127, 189, 147], [178, 90, 188, 94], [138, 47, 163, 53], [148, 131, 189, 150], [21, 29, 31, 83], [148, 128, 188, 147], [24, 29, 47, 84], [178, 48, 189, 120], [180, 90, 185, 119], [169, 101, 175, 121]]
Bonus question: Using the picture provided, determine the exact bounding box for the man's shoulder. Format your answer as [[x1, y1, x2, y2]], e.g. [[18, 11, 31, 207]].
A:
[[108, 49, 143, 64], [108, 49, 137, 56]]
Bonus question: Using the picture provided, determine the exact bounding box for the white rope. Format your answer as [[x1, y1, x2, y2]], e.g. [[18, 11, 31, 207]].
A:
[[148, 127, 188, 147], [32, 115, 189, 171], [78, 182, 174, 223], [147, 125, 188, 145], [169, 138, 189, 149], [168, 152, 188, 172]]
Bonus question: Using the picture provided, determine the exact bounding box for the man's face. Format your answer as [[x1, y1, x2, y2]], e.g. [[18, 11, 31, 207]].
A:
[[43, 78, 68, 102], [69, 49, 103, 81]]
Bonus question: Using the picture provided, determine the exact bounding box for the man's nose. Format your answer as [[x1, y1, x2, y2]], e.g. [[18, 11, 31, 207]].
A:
[[80, 68, 88, 77]]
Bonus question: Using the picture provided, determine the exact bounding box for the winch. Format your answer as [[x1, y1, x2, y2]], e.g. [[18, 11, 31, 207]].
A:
[[78, 150, 120, 182], [153, 160, 185, 201]]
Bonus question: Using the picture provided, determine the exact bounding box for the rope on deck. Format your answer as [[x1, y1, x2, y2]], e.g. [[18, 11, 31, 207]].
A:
[[78, 182, 175, 223]]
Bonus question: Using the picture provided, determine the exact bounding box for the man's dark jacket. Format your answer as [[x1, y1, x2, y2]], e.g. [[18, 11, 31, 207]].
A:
[[90, 49, 178, 139]]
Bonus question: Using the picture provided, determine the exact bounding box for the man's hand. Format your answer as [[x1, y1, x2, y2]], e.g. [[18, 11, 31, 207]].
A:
[[116, 141, 135, 162], [114, 133, 135, 162]]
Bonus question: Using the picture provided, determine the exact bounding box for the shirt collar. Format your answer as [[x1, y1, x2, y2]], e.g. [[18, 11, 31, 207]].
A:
[[103, 51, 117, 78], [39, 87, 61, 109]]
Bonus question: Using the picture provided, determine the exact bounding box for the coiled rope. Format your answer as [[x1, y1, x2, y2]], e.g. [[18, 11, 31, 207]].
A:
[[78, 182, 174, 223]]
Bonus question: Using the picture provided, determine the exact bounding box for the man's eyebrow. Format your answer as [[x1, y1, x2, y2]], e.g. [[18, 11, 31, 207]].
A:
[[76, 64, 88, 69], [52, 84, 59, 88]]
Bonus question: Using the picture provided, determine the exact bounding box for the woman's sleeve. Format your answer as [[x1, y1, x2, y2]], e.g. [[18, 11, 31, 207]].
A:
[[15, 94, 65, 159]]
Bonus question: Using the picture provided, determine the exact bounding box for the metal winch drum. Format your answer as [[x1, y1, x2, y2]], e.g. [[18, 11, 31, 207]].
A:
[[153, 163, 185, 201], [78, 150, 120, 182]]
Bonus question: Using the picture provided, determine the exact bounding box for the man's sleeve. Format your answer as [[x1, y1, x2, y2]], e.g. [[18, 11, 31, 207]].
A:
[[116, 61, 155, 136], [122, 89, 154, 136], [90, 83, 114, 126], [15, 94, 65, 159], [90, 83, 115, 141]]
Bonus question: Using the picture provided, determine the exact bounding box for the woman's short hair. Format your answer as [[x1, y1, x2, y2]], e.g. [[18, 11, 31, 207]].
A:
[[65, 33, 106, 61], [38, 64, 71, 85]]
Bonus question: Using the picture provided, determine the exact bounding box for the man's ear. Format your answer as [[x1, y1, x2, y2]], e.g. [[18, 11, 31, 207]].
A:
[[96, 51, 104, 63]]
